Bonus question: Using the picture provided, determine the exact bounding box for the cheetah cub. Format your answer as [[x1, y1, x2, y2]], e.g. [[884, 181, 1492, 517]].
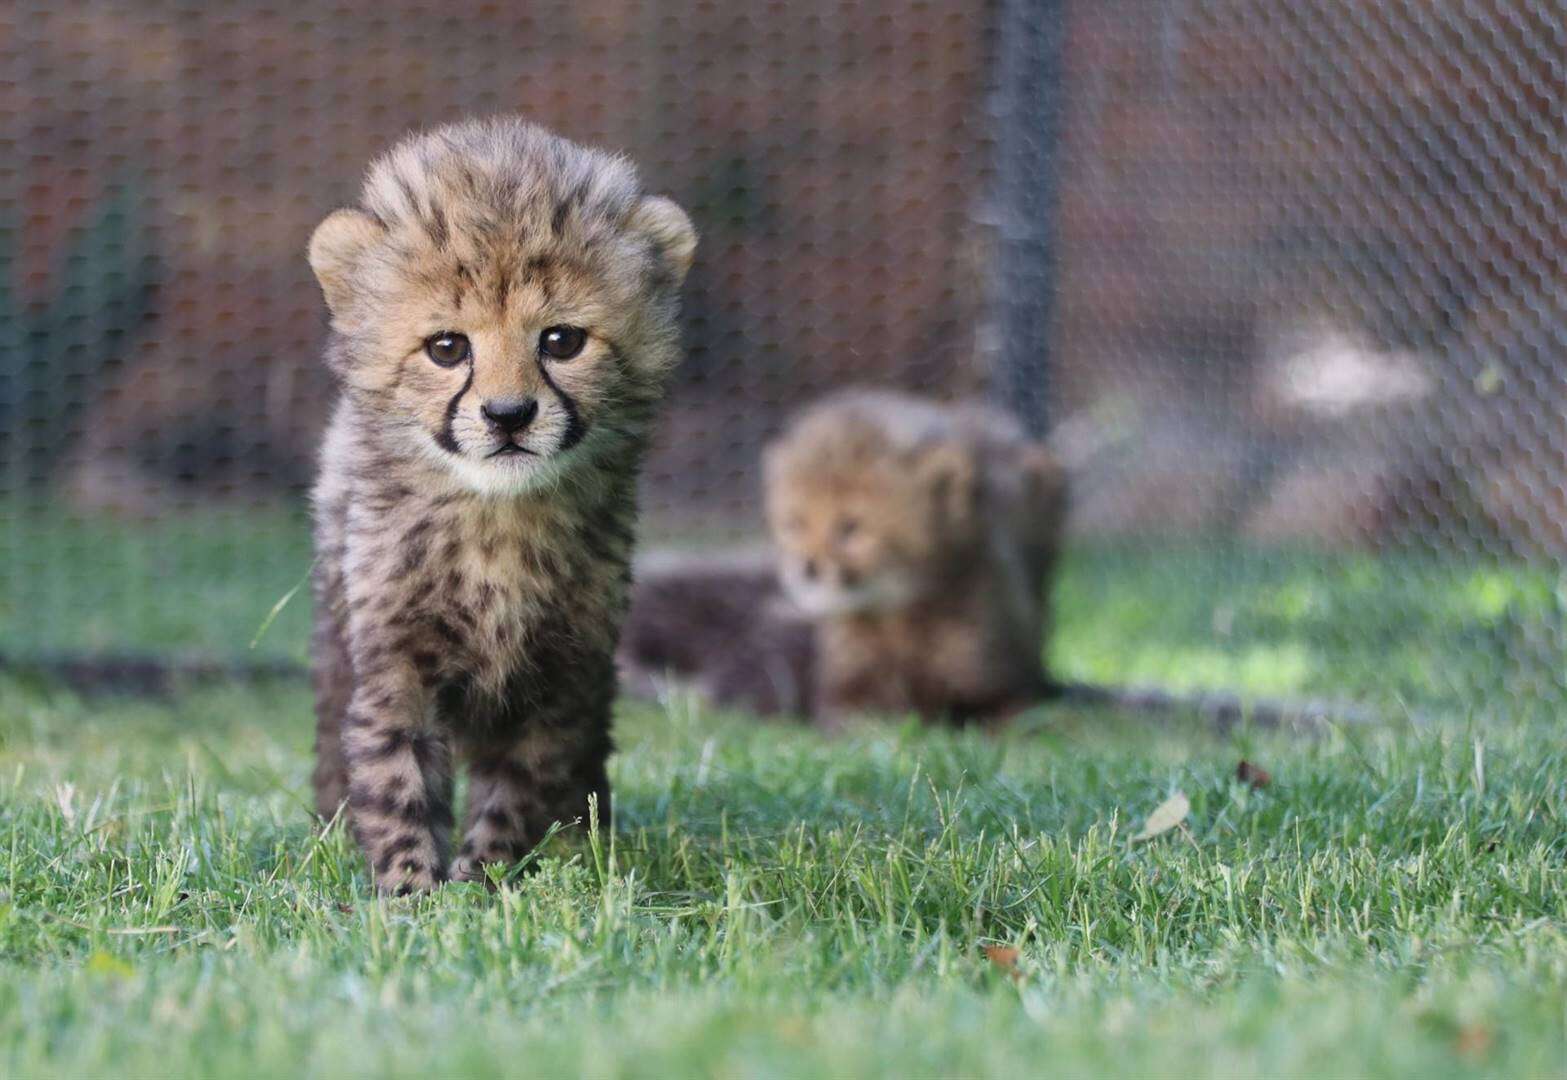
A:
[[307, 118, 695, 893], [765, 389, 1065, 725]]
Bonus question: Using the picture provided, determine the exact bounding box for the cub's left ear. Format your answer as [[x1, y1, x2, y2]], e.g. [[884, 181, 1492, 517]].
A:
[[916, 439, 979, 524], [627, 195, 697, 288]]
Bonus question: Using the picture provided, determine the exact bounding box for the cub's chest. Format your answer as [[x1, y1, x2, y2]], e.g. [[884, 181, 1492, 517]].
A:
[[349, 500, 611, 658]]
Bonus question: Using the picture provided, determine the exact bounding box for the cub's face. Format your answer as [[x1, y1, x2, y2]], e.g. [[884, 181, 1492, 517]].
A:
[[324, 246, 654, 495], [308, 122, 695, 495], [765, 443, 977, 617]]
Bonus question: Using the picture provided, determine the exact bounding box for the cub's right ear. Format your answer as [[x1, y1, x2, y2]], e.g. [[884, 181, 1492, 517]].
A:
[[308, 208, 383, 317]]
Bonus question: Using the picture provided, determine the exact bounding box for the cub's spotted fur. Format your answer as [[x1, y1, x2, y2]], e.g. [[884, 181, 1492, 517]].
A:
[[764, 389, 1065, 725], [307, 118, 695, 893]]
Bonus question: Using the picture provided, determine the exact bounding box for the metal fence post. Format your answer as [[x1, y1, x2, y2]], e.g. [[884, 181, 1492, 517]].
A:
[[991, 0, 1063, 437]]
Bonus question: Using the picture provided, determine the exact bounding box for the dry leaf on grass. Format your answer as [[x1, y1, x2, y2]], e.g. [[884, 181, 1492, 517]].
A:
[[1134, 791, 1190, 842], [1236, 760, 1272, 789], [983, 945, 1020, 977]]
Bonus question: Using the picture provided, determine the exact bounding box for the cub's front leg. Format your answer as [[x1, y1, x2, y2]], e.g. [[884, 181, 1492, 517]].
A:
[[341, 655, 455, 894], [449, 679, 614, 885]]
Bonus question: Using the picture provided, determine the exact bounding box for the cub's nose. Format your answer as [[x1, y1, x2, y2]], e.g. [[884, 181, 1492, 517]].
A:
[[481, 397, 539, 434]]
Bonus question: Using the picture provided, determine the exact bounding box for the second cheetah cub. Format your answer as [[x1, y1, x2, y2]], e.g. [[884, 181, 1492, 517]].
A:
[[307, 118, 696, 893], [764, 389, 1066, 726]]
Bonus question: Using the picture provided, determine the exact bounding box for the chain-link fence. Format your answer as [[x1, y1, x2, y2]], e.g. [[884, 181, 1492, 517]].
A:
[[1, 1, 1564, 719]]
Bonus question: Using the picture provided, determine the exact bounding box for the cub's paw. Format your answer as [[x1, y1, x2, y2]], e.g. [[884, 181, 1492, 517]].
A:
[[375, 858, 446, 896], [449, 852, 507, 889]]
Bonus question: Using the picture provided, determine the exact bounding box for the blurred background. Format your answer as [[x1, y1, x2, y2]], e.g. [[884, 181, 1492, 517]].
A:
[[2, 1, 1565, 718]]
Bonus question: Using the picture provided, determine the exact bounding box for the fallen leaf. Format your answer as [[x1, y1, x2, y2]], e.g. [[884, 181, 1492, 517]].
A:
[[1236, 760, 1271, 789], [983, 945, 1020, 976], [1134, 791, 1190, 842]]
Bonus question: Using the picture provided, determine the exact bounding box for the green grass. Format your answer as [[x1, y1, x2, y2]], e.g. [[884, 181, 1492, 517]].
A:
[[1, 681, 1563, 1077], [1, 508, 1565, 1076], [1054, 541, 1567, 716], [0, 502, 314, 663]]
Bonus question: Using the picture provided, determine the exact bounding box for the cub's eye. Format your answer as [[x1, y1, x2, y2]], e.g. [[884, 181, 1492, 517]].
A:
[[539, 325, 587, 360], [837, 516, 859, 540], [425, 332, 471, 367]]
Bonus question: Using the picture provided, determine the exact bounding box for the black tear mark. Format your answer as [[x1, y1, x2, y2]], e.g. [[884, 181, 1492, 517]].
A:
[[536, 362, 586, 451], [435, 365, 475, 454]]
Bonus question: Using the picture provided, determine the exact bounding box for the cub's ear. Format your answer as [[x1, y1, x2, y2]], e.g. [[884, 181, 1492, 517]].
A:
[[915, 439, 979, 524], [308, 208, 384, 317], [627, 195, 697, 287]]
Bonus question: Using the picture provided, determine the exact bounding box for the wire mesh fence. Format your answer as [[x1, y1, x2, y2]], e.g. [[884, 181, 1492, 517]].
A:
[[1, 1, 1564, 719]]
